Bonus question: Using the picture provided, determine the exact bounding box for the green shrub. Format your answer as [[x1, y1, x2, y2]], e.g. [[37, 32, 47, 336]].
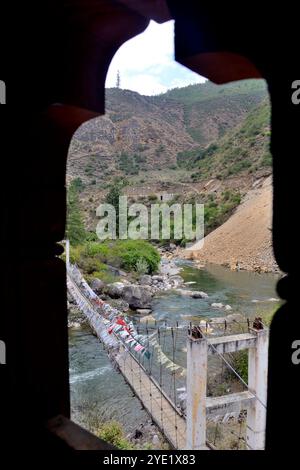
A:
[[71, 240, 160, 276], [92, 269, 118, 284], [72, 177, 84, 192], [78, 257, 105, 275], [177, 148, 204, 168], [83, 242, 109, 258], [97, 421, 134, 450], [227, 159, 251, 175], [191, 172, 201, 181], [113, 240, 160, 274], [261, 152, 272, 166], [135, 258, 149, 275], [69, 245, 84, 264], [85, 231, 98, 242], [118, 152, 139, 175]]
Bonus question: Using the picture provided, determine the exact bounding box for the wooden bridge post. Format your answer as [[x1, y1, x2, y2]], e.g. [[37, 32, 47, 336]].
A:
[[186, 328, 208, 450], [246, 327, 269, 450]]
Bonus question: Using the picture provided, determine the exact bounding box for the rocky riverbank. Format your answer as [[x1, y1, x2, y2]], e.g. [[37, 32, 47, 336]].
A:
[[68, 257, 187, 326], [70, 255, 259, 329], [96, 258, 184, 312]]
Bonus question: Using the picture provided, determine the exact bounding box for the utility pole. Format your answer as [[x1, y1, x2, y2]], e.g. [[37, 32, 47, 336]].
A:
[[116, 70, 120, 88]]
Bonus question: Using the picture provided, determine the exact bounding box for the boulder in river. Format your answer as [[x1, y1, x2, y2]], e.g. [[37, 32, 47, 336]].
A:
[[174, 288, 194, 296], [159, 259, 182, 276], [211, 302, 224, 309], [169, 275, 184, 288], [106, 282, 125, 298], [122, 285, 153, 309], [136, 308, 152, 315], [175, 288, 208, 298], [192, 291, 209, 299]]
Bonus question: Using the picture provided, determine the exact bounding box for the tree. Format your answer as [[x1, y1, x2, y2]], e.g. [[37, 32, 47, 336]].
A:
[[66, 180, 86, 245], [105, 181, 121, 216], [71, 177, 84, 192], [105, 180, 123, 237]]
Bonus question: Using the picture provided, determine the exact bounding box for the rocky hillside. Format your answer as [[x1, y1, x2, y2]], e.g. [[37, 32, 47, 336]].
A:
[[187, 99, 271, 180], [67, 79, 269, 186], [156, 79, 267, 146]]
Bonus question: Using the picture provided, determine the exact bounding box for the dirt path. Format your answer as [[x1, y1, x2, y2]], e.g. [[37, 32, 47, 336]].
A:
[[187, 176, 278, 273]]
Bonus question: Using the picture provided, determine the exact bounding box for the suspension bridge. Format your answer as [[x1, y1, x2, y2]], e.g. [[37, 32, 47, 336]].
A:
[[67, 264, 269, 450]]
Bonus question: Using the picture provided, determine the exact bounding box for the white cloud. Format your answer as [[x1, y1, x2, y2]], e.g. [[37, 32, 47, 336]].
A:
[[105, 20, 205, 95], [122, 74, 168, 96]]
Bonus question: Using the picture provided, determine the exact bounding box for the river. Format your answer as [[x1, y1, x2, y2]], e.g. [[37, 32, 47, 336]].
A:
[[69, 262, 281, 434]]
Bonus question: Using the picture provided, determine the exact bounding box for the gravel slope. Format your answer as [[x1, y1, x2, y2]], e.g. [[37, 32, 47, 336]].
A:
[[188, 176, 279, 272]]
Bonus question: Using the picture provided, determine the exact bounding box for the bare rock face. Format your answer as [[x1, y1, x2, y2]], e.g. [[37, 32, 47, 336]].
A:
[[122, 285, 153, 310]]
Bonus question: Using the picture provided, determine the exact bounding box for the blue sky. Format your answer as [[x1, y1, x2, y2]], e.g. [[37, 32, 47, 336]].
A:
[[105, 20, 206, 96]]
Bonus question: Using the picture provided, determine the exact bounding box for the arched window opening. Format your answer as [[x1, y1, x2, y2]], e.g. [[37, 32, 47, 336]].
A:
[[64, 19, 277, 451]]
